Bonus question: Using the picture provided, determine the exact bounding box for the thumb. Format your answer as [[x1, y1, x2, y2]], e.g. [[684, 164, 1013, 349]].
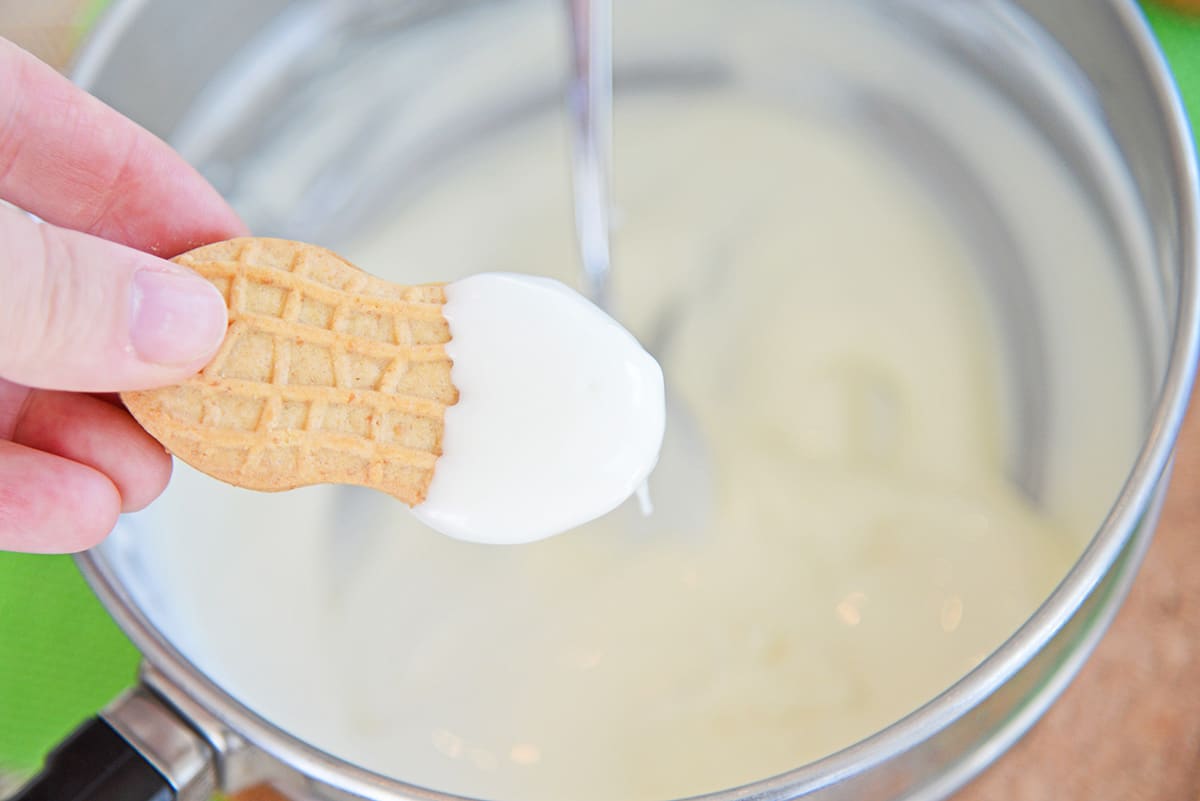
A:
[[0, 206, 228, 392]]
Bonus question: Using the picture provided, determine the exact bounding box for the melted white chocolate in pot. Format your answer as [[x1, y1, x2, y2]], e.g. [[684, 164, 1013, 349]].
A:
[[118, 88, 1139, 801]]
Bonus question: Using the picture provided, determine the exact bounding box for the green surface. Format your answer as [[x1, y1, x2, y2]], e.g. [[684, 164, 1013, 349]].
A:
[[0, 0, 1197, 779], [75, 1, 114, 33], [1146, 4, 1200, 136], [0, 553, 139, 772]]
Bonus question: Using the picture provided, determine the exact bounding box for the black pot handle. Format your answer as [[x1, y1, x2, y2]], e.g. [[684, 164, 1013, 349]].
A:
[[11, 717, 173, 801], [9, 685, 215, 801]]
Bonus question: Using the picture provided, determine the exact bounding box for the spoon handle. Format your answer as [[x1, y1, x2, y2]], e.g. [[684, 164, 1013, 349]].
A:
[[566, 0, 614, 310]]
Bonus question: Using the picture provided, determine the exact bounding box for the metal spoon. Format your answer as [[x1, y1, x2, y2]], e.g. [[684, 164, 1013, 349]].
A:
[[566, 0, 615, 311], [324, 0, 620, 596], [565, 0, 715, 528]]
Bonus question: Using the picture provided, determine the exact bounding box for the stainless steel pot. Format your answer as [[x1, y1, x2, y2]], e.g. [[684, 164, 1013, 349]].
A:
[[13, 1, 1196, 801]]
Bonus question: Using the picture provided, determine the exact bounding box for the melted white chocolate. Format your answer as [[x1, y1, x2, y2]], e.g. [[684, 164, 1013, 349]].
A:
[[120, 86, 1138, 801], [414, 273, 665, 544]]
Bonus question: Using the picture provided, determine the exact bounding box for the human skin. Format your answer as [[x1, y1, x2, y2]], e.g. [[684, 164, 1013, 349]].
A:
[[0, 37, 246, 553]]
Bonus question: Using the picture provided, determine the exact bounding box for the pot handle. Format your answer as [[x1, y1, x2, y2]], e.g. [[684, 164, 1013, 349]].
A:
[[10, 686, 217, 801], [10, 717, 174, 801]]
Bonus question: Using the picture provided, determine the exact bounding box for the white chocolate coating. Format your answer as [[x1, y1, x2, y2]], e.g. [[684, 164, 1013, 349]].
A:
[[414, 273, 665, 544]]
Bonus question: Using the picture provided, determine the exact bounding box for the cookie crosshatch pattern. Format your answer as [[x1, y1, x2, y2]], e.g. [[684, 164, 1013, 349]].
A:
[[123, 238, 459, 506]]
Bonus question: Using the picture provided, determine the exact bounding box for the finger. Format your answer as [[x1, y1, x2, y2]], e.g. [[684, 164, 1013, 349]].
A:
[[0, 37, 247, 255], [11, 389, 172, 512], [0, 377, 30, 439], [0, 439, 120, 553], [0, 206, 228, 392], [90, 392, 125, 407]]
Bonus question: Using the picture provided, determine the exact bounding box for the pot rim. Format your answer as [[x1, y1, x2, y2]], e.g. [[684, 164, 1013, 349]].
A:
[[73, 1, 1200, 799]]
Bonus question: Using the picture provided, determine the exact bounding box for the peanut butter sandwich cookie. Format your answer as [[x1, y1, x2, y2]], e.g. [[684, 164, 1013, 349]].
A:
[[122, 237, 458, 506], [125, 237, 665, 544]]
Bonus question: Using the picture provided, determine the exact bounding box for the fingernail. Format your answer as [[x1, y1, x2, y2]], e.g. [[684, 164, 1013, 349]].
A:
[[130, 269, 227, 366]]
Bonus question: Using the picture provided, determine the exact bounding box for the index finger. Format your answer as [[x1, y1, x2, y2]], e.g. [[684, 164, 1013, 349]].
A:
[[0, 37, 246, 256]]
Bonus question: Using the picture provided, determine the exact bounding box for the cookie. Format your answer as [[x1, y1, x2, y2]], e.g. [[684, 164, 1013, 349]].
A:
[[122, 237, 459, 505]]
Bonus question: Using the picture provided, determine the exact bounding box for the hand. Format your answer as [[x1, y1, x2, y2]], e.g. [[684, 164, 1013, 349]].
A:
[[0, 38, 246, 553]]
